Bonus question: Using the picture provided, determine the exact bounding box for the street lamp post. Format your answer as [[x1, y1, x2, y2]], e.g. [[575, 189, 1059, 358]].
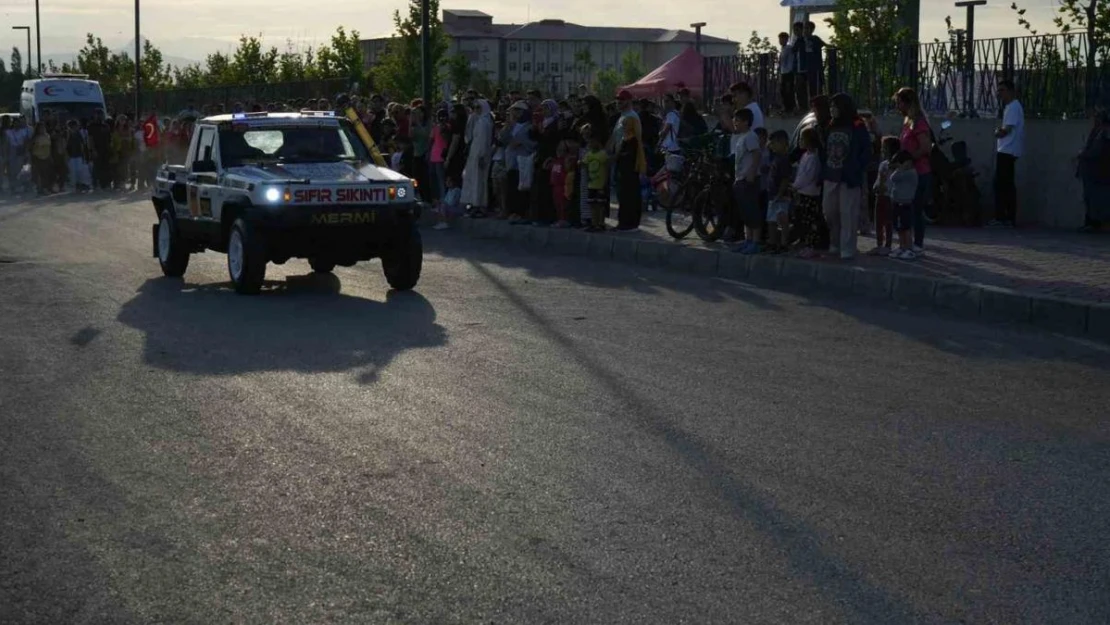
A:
[[690, 22, 707, 54], [34, 0, 41, 75], [135, 0, 142, 118], [955, 0, 987, 116], [11, 26, 31, 75]]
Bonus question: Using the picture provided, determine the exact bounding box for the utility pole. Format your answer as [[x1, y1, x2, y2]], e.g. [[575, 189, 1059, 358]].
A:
[[12, 26, 31, 75], [135, 0, 142, 119], [955, 0, 987, 116], [421, 0, 432, 105], [690, 22, 706, 54], [35, 0, 41, 74]]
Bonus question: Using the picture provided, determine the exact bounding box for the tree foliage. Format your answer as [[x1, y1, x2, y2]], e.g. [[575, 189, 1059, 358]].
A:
[[596, 68, 620, 98], [371, 0, 450, 101], [824, 0, 911, 50], [443, 53, 473, 96], [619, 49, 645, 85]]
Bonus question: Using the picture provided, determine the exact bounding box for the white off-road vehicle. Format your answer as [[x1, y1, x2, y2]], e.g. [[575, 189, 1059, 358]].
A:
[[150, 111, 422, 294]]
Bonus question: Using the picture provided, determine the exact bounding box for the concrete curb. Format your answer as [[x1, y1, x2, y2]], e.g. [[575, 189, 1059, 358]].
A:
[[448, 219, 1109, 341]]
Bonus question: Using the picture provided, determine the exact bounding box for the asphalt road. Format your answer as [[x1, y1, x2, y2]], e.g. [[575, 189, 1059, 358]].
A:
[[2, 192, 1109, 625]]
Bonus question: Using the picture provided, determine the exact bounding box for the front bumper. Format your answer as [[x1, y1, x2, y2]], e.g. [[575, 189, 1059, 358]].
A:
[[245, 201, 422, 261]]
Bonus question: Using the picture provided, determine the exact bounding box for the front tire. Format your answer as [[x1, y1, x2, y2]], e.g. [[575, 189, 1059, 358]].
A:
[[381, 226, 423, 291], [157, 210, 190, 277], [309, 258, 336, 273], [227, 218, 267, 295]]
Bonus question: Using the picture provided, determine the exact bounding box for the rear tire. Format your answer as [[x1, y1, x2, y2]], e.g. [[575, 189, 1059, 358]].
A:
[[381, 226, 423, 291], [227, 218, 267, 295], [157, 210, 190, 278], [309, 258, 336, 273]]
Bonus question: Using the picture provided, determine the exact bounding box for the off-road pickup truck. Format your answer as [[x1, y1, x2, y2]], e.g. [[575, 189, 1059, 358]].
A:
[[150, 111, 422, 294]]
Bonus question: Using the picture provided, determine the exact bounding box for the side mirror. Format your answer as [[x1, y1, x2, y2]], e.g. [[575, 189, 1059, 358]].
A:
[[941, 120, 953, 130], [192, 159, 217, 173]]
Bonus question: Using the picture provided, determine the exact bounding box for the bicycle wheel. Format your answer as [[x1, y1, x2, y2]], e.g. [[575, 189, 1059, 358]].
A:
[[693, 185, 727, 242], [655, 177, 684, 210], [665, 201, 695, 239]]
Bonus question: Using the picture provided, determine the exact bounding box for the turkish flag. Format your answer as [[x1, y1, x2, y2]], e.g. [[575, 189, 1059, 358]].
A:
[[143, 115, 160, 148]]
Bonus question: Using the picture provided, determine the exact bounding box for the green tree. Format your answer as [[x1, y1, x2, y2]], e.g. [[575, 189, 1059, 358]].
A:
[[444, 53, 473, 95], [11, 47, 25, 75], [742, 31, 777, 56], [619, 49, 645, 85], [574, 47, 597, 87], [230, 35, 279, 84], [325, 26, 364, 82], [371, 0, 449, 100], [75, 34, 133, 93], [1011, 0, 1110, 112], [277, 41, 310, 82], [139, 39, 174, 90], [173, 64, 208, 89], [204, 50, 234, 85], [596, 68, 620, 98], [824, 0, 912, 111]]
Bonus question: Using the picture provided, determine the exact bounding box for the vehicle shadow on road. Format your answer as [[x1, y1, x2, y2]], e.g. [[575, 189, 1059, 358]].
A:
[[116, 274, 447, 382]]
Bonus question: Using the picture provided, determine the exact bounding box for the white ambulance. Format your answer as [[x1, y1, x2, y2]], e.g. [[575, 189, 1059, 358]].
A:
[[20, 74, 107, 124]]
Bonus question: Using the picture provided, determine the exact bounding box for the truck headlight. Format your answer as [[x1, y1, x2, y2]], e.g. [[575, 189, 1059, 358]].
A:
[[264, 187, 281, 203]]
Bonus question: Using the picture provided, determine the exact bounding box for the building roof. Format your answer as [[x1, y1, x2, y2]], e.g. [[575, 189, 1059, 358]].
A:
[[497, 20, 735, 44], [443, 9, 492, 18]]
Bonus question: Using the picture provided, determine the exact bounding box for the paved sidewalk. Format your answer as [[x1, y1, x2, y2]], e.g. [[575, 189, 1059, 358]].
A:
[[606, 211, 1110, 304], [445, 211, 1110, 341]]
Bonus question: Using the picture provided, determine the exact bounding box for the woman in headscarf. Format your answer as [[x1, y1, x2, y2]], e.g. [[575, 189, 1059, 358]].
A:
[[444, 103, 469, 189], [615, 113, 647, 231], [461, 99, 493, 217], [530, 99, 561, 225]]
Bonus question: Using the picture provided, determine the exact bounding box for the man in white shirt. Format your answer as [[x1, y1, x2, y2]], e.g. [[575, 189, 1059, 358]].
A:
[[729, 82, 765, 130], [992, 79, 1024, 227]]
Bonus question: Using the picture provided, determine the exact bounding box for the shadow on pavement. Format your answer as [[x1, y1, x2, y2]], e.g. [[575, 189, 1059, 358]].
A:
[[430, 232, 1110, 369], [424, 231, 784, 311], [465, 258, 927, 624], [117, 273, 446, 382]]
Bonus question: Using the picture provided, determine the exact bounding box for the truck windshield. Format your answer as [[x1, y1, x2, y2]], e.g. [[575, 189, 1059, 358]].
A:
[[219, 122, 371, 166], [37, 102, 105, 124]]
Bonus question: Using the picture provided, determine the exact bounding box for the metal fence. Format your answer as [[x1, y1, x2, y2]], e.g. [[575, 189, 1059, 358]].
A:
[[705, 33, 1109, 118], [105, 79, 350, 116]]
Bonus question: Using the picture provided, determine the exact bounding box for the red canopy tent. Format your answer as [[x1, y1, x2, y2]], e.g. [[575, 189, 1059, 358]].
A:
[[618, 47, 705, 98]]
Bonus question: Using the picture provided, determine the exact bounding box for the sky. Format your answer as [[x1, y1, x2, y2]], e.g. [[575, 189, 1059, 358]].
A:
[[0, 0, 1073, 68]]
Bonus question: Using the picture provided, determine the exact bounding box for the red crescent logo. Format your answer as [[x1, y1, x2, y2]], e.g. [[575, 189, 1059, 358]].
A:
[[144, 122, 156, 140], [43, 86, 59, 96]]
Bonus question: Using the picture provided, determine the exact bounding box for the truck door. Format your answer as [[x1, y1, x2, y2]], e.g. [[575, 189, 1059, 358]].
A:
[[187, 126, 219, 220]]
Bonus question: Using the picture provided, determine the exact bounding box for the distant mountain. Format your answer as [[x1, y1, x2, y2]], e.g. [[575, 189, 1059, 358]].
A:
[[35, 34, 321, 73]]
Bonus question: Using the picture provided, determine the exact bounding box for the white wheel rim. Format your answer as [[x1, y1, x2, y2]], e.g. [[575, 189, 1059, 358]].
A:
[[157, 218, 171, 263], [228, 229, 244, 281]]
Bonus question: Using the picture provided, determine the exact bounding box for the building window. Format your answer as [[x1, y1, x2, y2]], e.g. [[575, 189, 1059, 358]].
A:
[[524, 42, 532, 53], [550, 62, 559, 72], [509, 42, 517, 52], [536, 63, 545, 73], [509, 62, 517, 71], [522, 62, 531, 72], [552, 43, 560, 52]]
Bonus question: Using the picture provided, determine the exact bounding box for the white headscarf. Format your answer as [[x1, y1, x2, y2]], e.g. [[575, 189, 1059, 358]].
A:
[[478, 99, 492, 118]]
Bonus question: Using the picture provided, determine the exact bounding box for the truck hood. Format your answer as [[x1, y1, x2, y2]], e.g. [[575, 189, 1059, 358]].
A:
[[226, 161, 407, 184]]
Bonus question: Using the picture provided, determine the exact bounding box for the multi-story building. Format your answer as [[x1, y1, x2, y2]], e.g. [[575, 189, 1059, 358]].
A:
[[360, 9, 737, 94]]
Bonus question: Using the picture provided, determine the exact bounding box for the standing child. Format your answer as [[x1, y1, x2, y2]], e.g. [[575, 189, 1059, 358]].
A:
[[791, 127, 824, 259], [433, 175, 462, 230], [888, 150, 919, 260], [584, 136, 609, 232], [731, 108, 762, 254], [869, 136, 900, 256], [764, 130, 793, 253], [756, 127, 771, 245], [548, 142, 570, 227]]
